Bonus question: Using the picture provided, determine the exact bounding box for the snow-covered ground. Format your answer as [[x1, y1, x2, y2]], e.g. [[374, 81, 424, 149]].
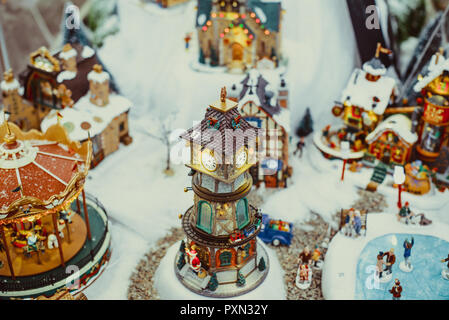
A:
[[75, 0, 446, 300]]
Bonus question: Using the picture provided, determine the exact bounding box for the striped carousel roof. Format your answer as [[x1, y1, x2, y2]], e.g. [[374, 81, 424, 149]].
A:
[[0, 120, 91, 220]]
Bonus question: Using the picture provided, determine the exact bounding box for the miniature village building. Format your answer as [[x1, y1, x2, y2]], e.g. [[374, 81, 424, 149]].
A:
[[196, 0, 283, 72], [175, 88, 269, 297], [0, 120, 111, 299], [365, 114, 418, 167], [413, 51, 449, 163], [335, 53, 397, 138], [4, 42, 133, 168], [228, 69, 291, 188]]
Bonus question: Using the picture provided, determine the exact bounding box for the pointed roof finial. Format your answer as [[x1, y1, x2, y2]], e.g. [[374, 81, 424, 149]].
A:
[[2, 110, 16, 145], [93, 64, 103, 73], [220, 86, 227, 105], [3, 69, 13, 82], [436, 47, 444, 65]]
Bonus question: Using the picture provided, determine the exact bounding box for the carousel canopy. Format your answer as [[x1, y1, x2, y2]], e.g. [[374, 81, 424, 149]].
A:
[[0, 120, 91, 221]]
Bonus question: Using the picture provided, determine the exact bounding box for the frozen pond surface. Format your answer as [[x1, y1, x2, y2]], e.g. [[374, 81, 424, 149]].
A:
[[355, 234, 449, 300]]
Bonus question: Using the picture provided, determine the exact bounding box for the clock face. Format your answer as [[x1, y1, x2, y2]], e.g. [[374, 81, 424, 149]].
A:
[[235, 148, 248, 169], [201, 150, 217, 172]]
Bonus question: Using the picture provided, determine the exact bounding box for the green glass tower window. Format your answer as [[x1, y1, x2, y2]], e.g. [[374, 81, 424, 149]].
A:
[[236, 198, 249, 229], [197, 201, 213, 233]]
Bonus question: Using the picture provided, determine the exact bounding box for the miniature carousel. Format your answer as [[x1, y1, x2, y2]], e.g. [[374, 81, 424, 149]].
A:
[[174, 87, 269, 298], [0, 117, 111, 299]]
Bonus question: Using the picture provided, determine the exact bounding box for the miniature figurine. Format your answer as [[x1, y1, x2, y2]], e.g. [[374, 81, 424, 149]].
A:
[[389, 279, 403, 300], [295, 264, 312, 289], [400, 237, 414, 272], [47, 234, 59, 249], [293, 137, 306, 158], [343, 209, 355, 237], [184, 32, 192, 51], [397, 202, 414, 224], [311, 246, 323, 269], [299, 246, 312, 265], [376, 251, 386, 279], [185, 246, 201, 274], [353, 210, 362, 237], [382, 248, 396, 276], [441, 253, 449, 280]]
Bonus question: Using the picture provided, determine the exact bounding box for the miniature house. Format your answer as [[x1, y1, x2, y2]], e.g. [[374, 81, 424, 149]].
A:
[[228, 69, 291, 188], [336, 52, 397, 135], [0, 120, 111, 299], [413, 50, 449, 163], [365, 114, 418, 167], [196, 0, 283, 72], [1, 70, 37, 130], [175, 87, 269, 297], [3, 42, 133, 168]]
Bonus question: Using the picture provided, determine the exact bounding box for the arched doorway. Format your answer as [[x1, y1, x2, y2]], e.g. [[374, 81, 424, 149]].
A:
[[232, 42, 244, 61]]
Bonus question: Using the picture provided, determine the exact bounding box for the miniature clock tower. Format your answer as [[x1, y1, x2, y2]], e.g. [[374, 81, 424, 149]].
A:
[[175, 87, 269, 298]]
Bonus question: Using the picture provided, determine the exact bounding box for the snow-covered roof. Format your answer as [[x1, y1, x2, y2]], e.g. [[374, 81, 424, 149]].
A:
[[0, 78, 20, 92], [366, 114, 418, 145], [362, 58, 386, 76], [413, 52, 449, 92], [57, 70, 77, 83], [81, 46, 95, 59], [40, 93, 131, 141], [340, 68, 397, 115]]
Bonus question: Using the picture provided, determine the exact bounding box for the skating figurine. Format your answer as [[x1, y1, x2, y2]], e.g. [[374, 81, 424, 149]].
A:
[[400, 237, 414, 272], [441, 253, 449, 280], [379, 248, 395, 282], [389, 279, 403, 300], [376, 251, 386, 279]]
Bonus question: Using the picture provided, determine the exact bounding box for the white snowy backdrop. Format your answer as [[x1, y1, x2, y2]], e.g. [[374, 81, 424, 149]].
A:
[[81, 0, 448, 300]]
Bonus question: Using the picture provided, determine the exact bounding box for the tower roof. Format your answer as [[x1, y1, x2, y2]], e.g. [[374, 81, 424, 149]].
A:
[[180, 88, 260, 156]]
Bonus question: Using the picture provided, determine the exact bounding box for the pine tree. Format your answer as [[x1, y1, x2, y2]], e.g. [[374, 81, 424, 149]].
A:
[[236, 270, 246, 287], [296, 108, 314, 138], [179, 240, 186, 252], [258, 257, 266, 271], [177, 252, 186, 270], [207, 273, 219, 291]]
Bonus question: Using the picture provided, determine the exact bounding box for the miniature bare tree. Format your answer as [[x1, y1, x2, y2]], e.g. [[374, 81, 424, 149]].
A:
[[144, 111, 178, 176]]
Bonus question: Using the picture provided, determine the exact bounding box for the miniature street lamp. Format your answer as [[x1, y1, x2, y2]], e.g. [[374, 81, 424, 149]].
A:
[[340, 141, 350, 181], [393, 166, 406, 208]]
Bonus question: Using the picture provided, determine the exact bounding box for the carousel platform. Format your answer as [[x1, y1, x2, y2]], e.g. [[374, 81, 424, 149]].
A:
[[313, 130, 365, 160], [0, 194, 111, 299]]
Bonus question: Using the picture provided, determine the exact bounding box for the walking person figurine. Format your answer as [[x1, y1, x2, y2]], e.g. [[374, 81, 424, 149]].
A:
[[441, 253, 449, 280], [389, 279, 403, 300], [184, 32, 192, 51], [400, 237, 414, 272]]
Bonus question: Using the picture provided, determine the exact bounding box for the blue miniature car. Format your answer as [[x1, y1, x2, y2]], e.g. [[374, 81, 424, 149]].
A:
[[257, 214, 293, 246]]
